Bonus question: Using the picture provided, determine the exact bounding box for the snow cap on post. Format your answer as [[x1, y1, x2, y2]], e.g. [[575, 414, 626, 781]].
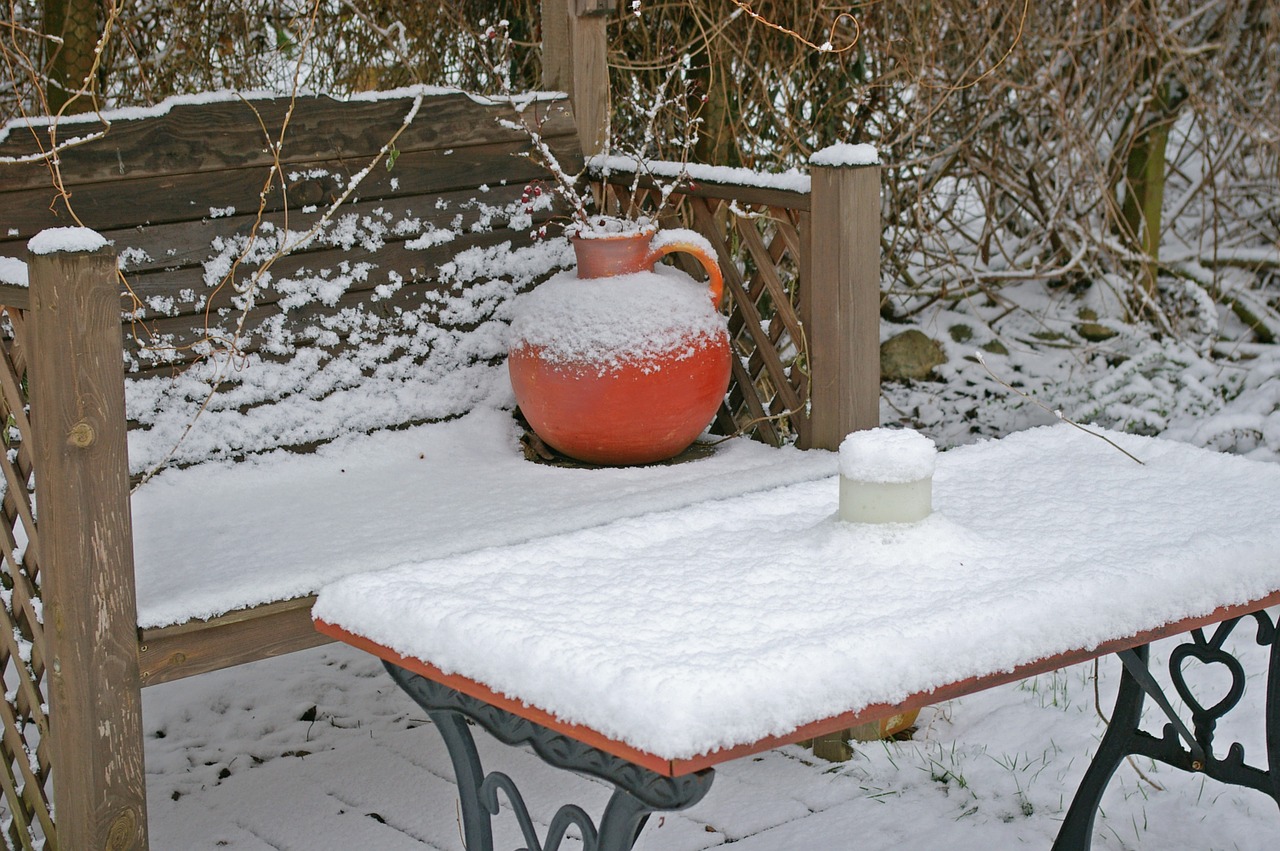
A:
[[809, 142, 881, 168], [28, 226, 109, 256]]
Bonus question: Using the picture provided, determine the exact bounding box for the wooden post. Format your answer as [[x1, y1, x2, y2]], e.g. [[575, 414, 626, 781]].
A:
[[26, 243, 149, 850], [800, 163, 882, 450], [542, 0, 610, 154]]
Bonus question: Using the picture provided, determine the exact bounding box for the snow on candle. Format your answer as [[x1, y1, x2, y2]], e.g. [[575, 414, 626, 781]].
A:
[[838, 428, 936, 523]]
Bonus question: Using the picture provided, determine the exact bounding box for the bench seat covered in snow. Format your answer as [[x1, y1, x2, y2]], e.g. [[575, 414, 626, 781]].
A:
[[314, 425, 1280, 850], [130, 405, 834, 655]]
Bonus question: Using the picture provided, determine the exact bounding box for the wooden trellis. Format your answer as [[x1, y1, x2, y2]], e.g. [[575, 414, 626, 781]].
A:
[[684, 193, 811, 447], [0, 305, 55, 850], [597, 174, 844, 450]]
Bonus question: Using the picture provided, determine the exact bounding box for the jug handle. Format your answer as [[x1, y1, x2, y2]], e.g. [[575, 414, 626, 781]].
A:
[[646, 230, 724, 309]]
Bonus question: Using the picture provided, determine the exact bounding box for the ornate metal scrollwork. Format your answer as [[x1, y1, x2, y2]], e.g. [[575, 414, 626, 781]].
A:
[[1053, 610, 1280, 850], [479, 772, 599, 851], [384, 662, 714, 851]]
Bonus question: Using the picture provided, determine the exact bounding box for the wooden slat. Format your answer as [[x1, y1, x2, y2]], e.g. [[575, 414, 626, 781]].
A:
[[122, 235, 525, 347], [0, 287, 29, 311], [138, 596, 332, 686], [769, 206, 803, 259], [73, 182, 545, 279], [726, 343, 780, 446], [0, 432, 39, 566], [0, 751, 38, 850], [0, 688, 54, 844], [0, 93, 577, 189], [0, 579, 48, 744], [2, 138, 579, 239], [119, 264, 530, 387], [0, 323, 41, 583], [758, 221, 810, 422]]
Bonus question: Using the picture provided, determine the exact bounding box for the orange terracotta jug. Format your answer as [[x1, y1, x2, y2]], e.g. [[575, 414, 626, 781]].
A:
[[508, 227, 731, 465]]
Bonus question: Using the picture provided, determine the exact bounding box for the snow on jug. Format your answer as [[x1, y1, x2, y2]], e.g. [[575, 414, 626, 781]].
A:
[[508, 223, 731, 465]]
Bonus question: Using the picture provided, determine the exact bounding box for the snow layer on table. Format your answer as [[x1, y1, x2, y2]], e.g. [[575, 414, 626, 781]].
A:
[[507, 266, 727, 368], [27, 226, 108, 255], [839, 428, 936, 482], [315, 424, 1280, 761], [131, 406, 833, 628]]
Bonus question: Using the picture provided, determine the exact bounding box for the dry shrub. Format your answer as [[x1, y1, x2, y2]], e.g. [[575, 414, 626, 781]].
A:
[[4, 0, 1277, 334]]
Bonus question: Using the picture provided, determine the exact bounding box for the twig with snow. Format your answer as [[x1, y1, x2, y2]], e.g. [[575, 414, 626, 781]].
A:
[[477, 19, 593, 231]]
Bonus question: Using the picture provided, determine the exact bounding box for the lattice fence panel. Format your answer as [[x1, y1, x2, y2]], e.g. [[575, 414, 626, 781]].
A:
[[0, 306, 55, 850], [598, 180, 811, 446]]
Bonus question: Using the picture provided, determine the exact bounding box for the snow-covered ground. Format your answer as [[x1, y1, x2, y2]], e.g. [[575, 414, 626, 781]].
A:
[[145, 628, 1278, 849], [878, 279, 1280, 466]]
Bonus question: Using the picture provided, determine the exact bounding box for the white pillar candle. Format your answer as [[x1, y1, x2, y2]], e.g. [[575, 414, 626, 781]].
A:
[[838, 428, 936, 524]]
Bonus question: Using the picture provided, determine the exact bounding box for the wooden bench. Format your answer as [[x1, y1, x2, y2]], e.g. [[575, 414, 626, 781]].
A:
[[0, 85, 881, 848]]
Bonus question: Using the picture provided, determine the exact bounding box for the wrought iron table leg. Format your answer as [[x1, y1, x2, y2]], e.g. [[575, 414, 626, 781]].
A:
[[1052, 646, 1151, 850], [1054, 613, 1280, 850], [428, 708, 494, 851], [385, 662, 714, 851]]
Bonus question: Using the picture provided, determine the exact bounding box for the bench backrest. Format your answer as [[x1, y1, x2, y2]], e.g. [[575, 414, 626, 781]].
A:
[[1, 89, 581, 474]]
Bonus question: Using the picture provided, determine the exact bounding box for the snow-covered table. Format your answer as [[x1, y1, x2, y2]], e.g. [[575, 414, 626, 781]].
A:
[[314, 425, 1280, 850]]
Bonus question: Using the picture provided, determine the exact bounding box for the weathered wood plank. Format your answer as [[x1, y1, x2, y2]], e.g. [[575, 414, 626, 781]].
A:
[[120, 197, 550, 295], [137, 597, 331, 686], [41, 182, 543, 278], [26, 245, 148, 849], [0, 286, 29, 311], [568, 10, 609, 154], [0, 93, 577, 190], [117, 229, 545, 375], [2, 136, 581, 238]]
